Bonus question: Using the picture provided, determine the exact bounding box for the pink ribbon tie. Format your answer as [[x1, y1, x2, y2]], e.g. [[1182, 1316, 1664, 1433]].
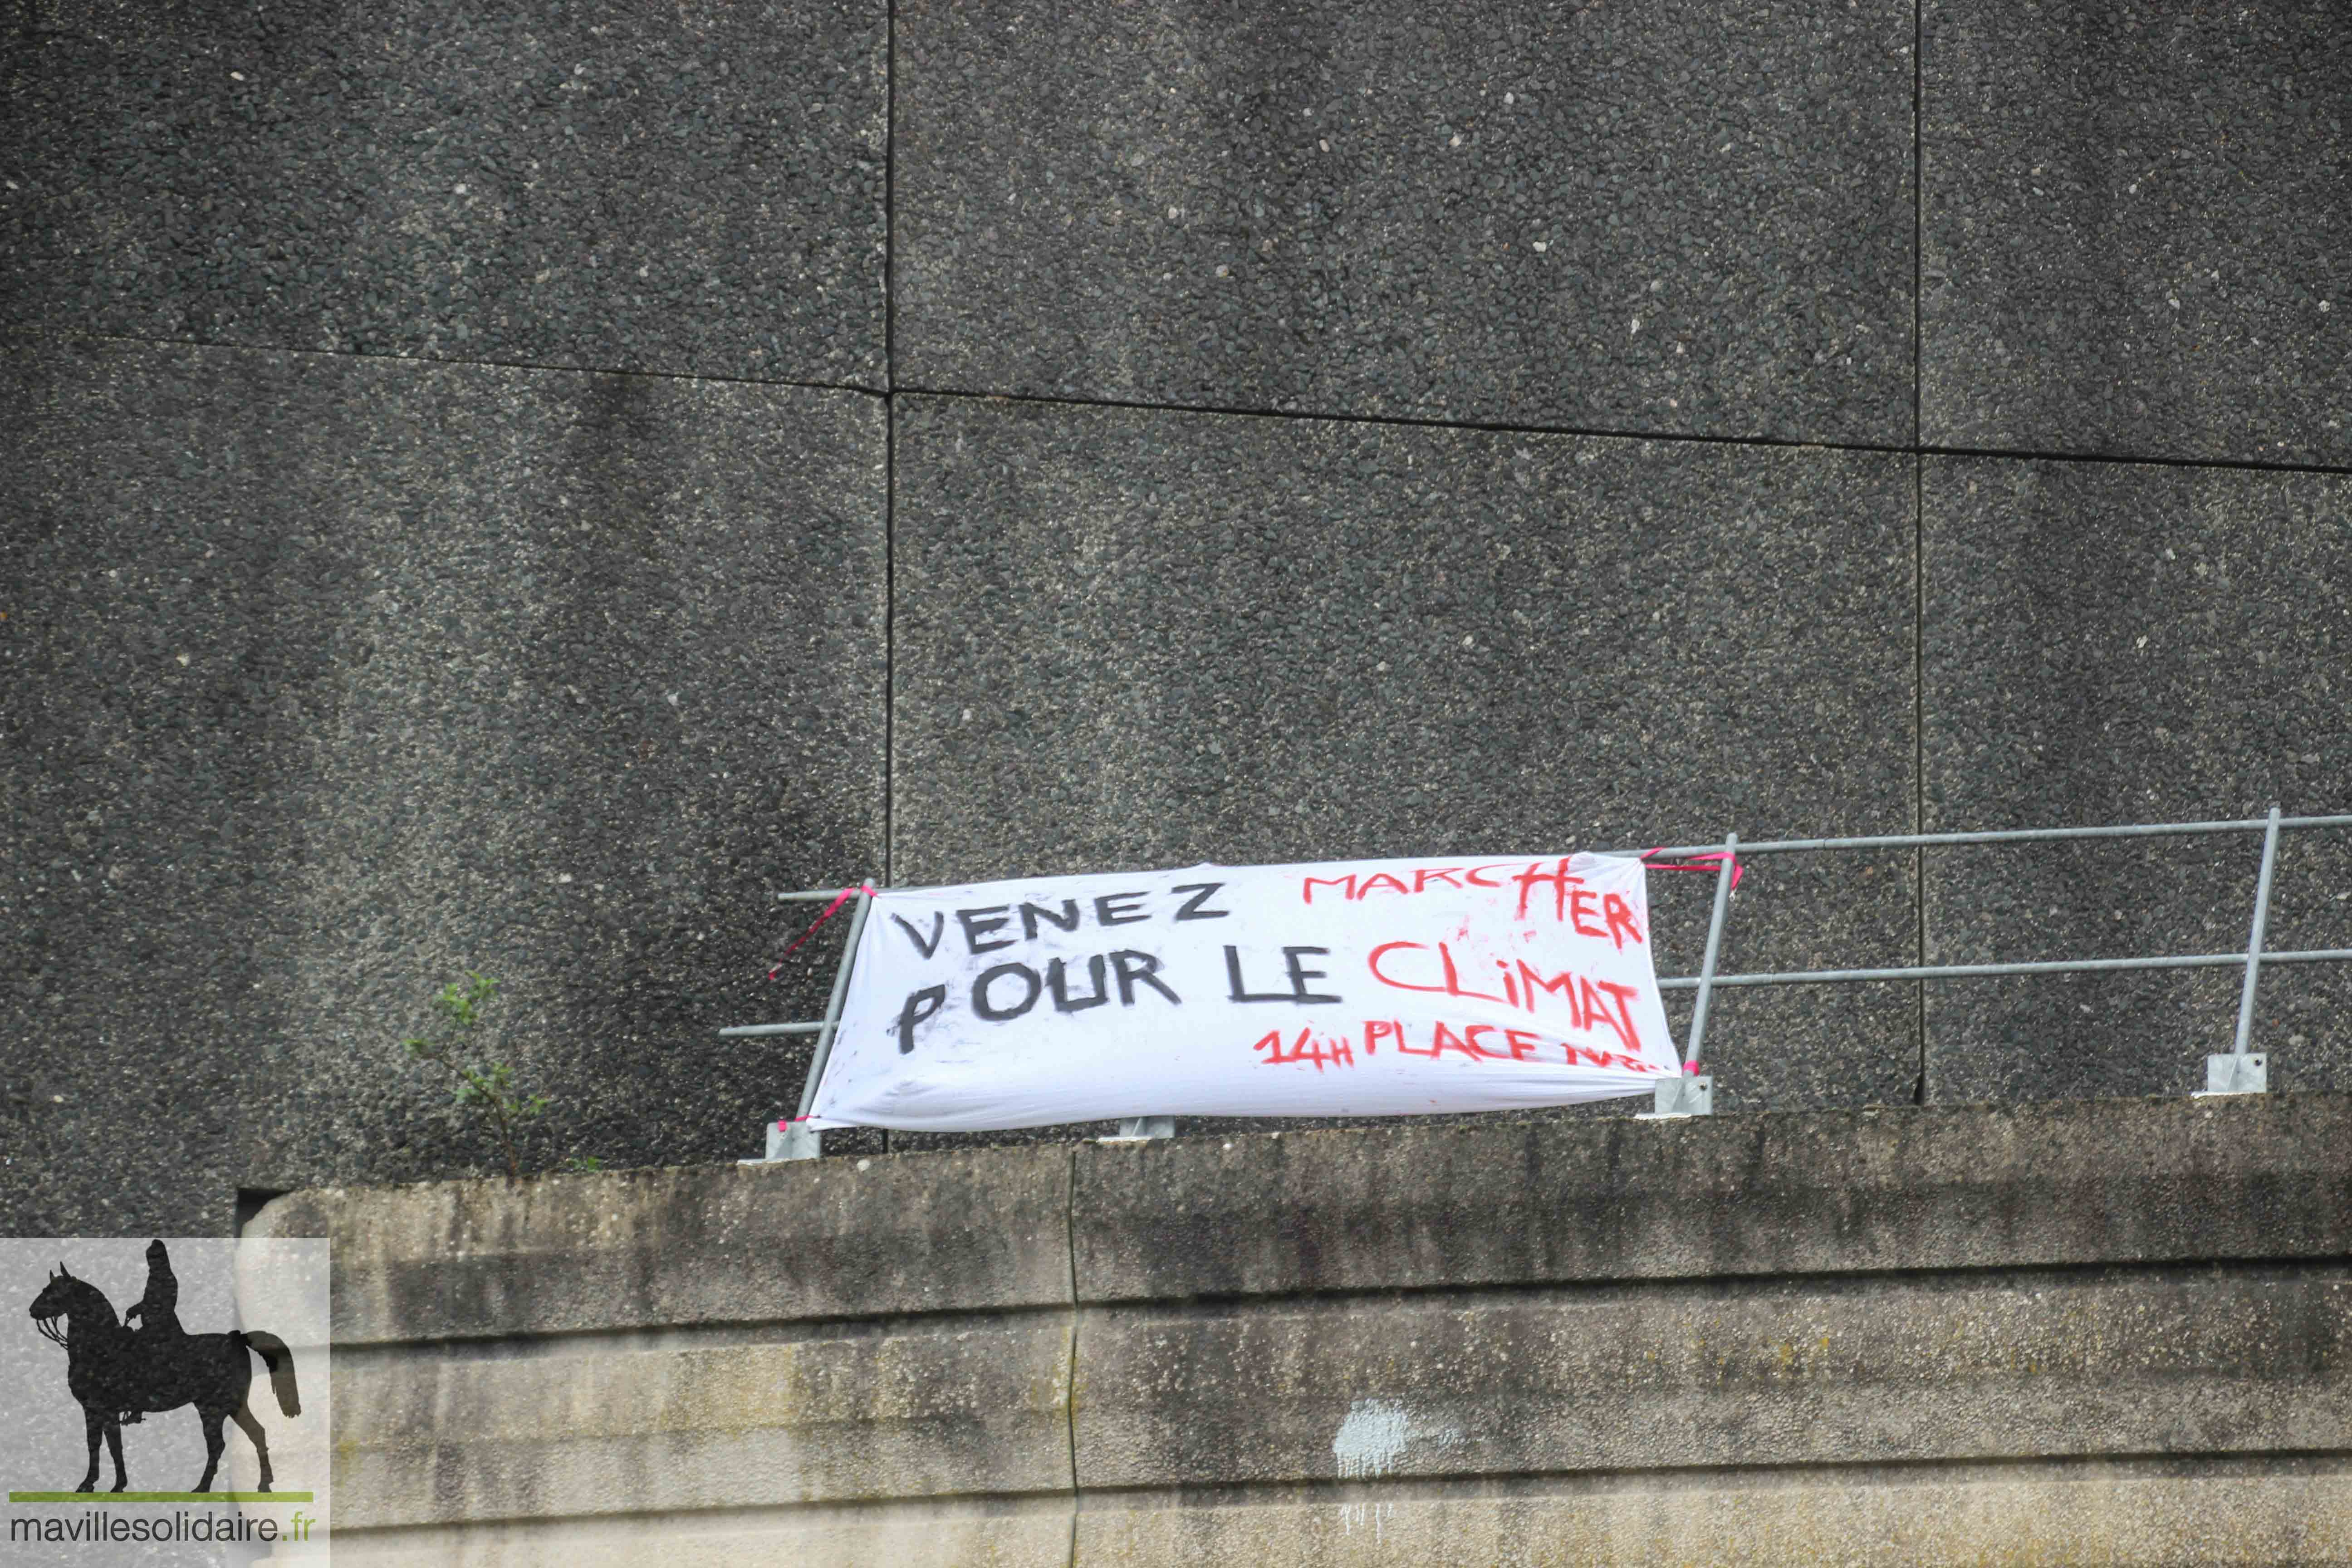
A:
[[767, 883, 875, 979], [1639, 847, 1744, 891]]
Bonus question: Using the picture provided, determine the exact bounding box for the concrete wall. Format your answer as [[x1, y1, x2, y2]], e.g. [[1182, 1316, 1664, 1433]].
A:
[[252, 1092, 2352, 1564], [7, 0, 2351, 1230]]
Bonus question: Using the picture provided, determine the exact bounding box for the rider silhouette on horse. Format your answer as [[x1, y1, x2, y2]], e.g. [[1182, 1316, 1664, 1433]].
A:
[[27, 1242, 301, 1494], [116, 1238, 188, 1424]]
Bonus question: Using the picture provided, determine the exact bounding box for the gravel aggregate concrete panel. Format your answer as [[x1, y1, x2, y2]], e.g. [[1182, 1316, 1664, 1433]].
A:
[[1922, 455, 2352, 1107], [888, 394, 1920, 1149], [1923, 0, 2352, 465], [897, 0, 1915, 443], [0, 333, 886, 1235], [0, 0, 887, 384]]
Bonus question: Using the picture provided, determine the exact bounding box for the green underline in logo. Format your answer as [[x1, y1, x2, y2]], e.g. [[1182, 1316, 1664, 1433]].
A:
[[7, 1492, 315, 1504]]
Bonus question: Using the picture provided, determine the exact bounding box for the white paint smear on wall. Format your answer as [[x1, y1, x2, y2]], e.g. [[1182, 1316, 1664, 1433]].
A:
[[1334, 1396, 1460, 1541], [1333, 1397, 1414, 1481]]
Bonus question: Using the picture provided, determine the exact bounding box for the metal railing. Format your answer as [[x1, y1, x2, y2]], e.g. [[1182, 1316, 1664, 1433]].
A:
[[1630, 807, 2352, 1114], [726, 808, 2352, 1152]]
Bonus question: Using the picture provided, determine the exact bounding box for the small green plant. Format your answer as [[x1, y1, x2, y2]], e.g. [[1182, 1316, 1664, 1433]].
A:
[[402, 972, 555, 1180], [562, 1155, 606, 1173]]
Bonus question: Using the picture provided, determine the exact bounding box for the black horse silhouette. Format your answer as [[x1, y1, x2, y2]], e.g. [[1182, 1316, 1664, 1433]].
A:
[[26, 1244, 300, 1494]]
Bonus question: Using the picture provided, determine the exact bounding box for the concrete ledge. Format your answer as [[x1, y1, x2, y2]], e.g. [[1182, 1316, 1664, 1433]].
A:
[[335, 1319, 1075, 1526], [1075, 1266, 2352, 1487], [253, 1147, 1073, 1343], [1073, 1094, 2352, 1301], [333, 1498, 1073, 1568], [253, 1093, 2352, 1560], [1074, 1462, 2352, 1566]]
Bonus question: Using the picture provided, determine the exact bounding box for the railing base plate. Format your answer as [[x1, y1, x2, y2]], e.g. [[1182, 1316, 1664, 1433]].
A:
[[1102, 1116, 1176, 1142], [2196, 1053, 2269, 1097], [755, 1121, 823, 1161], [1637, 1075, 1715, 1119]]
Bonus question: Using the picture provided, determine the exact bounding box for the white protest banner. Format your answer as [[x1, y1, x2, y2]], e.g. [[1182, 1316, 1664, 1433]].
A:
[[804, 853, 1678, 1132]]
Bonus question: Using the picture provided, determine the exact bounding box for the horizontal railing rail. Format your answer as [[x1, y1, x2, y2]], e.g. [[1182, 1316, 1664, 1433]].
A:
[[725, 806, 2352, 1152]]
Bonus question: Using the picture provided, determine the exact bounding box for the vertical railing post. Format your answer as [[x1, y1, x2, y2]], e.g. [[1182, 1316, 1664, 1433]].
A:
[[2204, 806, 2280, 1096], [1644, 832, 1735, 1118], [767, 887, 876, 1159], [2232, 805, 2283, 1055]]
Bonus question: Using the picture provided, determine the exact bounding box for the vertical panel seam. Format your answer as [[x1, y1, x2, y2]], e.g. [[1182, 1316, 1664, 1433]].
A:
[[1065, 1146, 1083, 1565], [1912, 0, 1925, 451], [1912, 0, 1929, 1106], [882, 0, 898, 894], [877, 0, 899, 1150], [1914, 452, 1928, 1105]]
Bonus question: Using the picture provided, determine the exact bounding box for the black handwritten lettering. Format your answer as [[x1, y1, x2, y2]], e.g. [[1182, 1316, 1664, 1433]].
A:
[[1283, 946, 1343, 1004], [1020, 898, 1082, 941], [972, 963, 1043, 1021], [1111, 950, 1181, 1006], [892, 911, 946, 960], [1094, 892, 1150, 927], [1226, 945, 1343, 1004], [957, 906, 1016, 955], [1226, 946, 1289, 1002], [1047, 954, 1111, 1012], [1171, 882, 1230, 921], [893, 984, 947, 1053]]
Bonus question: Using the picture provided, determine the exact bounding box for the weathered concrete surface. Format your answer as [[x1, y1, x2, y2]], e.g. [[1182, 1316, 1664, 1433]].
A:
[[1923, 0, 2351, 465], [1075, 1266, 2352, 1487], [334, 1319, 1075, 1524], [335, 1502, 1073, 1568], [1077, 1463, 2352, 1567], [892, 394, 1921, 1144], [254, 1093, 2352, 1563], [1073, 1093, 2352, 1302], [1922, 456, 2352, 1107], [255, 1147, 1073, 1344], [0, 334, 887, 1235], [0, 0, 888, 384], [896, 0, 1916, 443]]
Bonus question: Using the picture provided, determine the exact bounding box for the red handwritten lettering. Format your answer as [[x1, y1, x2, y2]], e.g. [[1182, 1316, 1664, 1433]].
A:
[[1578, 976, 1643, 1053], [1436, 943, 1509, 1004], [1253, 1026, 1356, 1070], [1514, 961, 1588, 1029], [1369, 941, 1441, 992], [1511, 858, 1584, 921], [1602, 892, 1645, 949], [1431, 1021, 1485, 1061], [1567, 887, 1606, 938], [1375, 1018, 1656, 1071]]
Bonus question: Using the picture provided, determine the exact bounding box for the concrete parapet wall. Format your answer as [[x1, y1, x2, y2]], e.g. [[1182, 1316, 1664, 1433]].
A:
[[254, 1093, 2352, 1563], [10, 0, 2352, 1234]]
